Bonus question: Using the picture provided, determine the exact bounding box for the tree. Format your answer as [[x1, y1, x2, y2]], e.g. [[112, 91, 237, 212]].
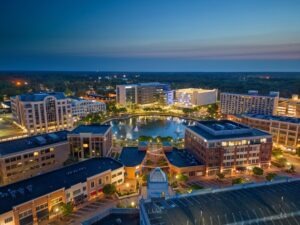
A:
[[232, 177, 244, 185], [296, 147, 300, 157], [176, 174, 188, 182], [60, 202, 74, 216], [266, 173, 277, 181], [276, 157, 287, 167], [286, 164, 296, 174], [216, 172, 225, 180], [103, 184, 116, 196], [252, 167, 264, 176]]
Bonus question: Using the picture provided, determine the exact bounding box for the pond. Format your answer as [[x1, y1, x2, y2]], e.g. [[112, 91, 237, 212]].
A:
[[108, 116, 195, 140]]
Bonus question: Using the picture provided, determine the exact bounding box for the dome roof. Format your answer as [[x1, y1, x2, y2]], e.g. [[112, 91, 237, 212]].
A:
[[149, 167, 167, 183]]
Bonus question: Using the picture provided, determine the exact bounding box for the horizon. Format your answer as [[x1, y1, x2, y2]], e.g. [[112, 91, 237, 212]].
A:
[[1, 0, 300, 71]]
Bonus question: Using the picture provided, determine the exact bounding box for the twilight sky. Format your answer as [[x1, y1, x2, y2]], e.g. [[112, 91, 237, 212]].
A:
[[0, 0, 300, 71]]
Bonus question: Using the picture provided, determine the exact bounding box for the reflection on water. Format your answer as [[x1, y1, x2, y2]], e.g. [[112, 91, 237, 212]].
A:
[[108, 116, 191, 140]]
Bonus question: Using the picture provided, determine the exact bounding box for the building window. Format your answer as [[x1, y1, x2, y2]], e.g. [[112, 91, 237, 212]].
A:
[[91, 181, 95, 188], [4, 217, 13, 223]]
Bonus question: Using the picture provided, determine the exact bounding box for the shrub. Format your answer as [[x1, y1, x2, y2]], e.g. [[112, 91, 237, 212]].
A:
[[266, 173, 277, 181], [232, 178, 245, 185], [216, 172, 225, 179], [103, 184, 116, 196], [252, 167, 264, 176]]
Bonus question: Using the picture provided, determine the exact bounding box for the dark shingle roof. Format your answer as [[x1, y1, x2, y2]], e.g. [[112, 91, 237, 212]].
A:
[[70, 125, 111, 135], [0, 157, 123, 214], [0, 131, 69, 157], [118, 147, 146, 167]]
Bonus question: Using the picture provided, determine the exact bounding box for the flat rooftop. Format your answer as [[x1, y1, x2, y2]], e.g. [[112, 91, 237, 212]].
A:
[[141, 179, 300, 225], [165, 148, 203, 168], [176, 88, 217, 93], [118, 147, 146, 167], [70, 124, 111, 134], [243, 114, 300, 124], [187, 120, 270, 141], [0, 130, 69, 157], [14, 92, 67, 102], [0, 157, 123, 214]]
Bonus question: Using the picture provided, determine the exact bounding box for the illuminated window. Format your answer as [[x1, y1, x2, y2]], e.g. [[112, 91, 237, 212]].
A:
[[83, 144, 89, 148], [34, 152, 39, 156]]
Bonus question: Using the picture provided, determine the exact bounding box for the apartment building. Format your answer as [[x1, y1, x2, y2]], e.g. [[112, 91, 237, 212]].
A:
[[0, 131, 69, 186], [71, 97, 106, 119], [185, 120, 272, 176], [11, 92, 73, 135], [116, 82, 173, 105], [220, 90, 279, 115], [276, 94, 300, 118], [229, 114, 300, 150], [68, 125, 112, 159], [175, 88, 218, 107], [0, 158, 124, 225]]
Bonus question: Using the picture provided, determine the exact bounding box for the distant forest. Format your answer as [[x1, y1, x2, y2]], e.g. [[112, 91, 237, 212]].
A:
[[0, 71, 299, 101]]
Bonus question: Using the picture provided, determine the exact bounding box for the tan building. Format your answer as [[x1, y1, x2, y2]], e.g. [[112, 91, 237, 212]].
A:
[[68, 125, 112, 159], [220, 90, 279, 115], [276, 95, 300, 118], [0, 131, 69, 186], [185, 120, 272, 176], [175, 88, 218, 107], [0, 158, 124, 225], [11, 92, 73, 135], [229, 114, 300, 150]]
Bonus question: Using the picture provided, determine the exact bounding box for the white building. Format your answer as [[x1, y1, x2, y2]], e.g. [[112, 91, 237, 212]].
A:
[[11, 92, 73, 135], [175, 88, 218, 107], [147, 167, 169, 199], [220, 90, 279, 115], [71, 98, 106, 119]]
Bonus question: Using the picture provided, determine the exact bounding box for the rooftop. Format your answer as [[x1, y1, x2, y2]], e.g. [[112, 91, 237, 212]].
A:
[[118, 147, 146, 167], [165, 149, 203, 168], [242, 114, 300, 124], [70, 124, 111, 135], [141, 179, 300, 225], [0, 157, 123, 214], [0, 131, 69, 157], [187, 120, 270, 141], [221, 90, 279, 98], [14, 92, 67, 102], [176, 88, 217, 93]]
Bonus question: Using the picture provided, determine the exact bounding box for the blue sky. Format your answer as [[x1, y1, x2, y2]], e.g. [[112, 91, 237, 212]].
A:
[[0, 0, 300, 71]]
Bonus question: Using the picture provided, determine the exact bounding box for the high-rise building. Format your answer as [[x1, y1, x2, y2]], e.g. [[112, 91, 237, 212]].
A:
[[185, 120, 272, 176], [175, 88, 218, 107], [68, 124, 112, 159], [116, 83, 173, 105], [229, 114, 300, 150], [276, 94, 300, 118], [220, 90, 279, 115], [11, 92, 73, 135]]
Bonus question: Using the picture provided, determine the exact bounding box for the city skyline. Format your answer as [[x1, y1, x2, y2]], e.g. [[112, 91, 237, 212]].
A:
[[1, 0, 300, 71]]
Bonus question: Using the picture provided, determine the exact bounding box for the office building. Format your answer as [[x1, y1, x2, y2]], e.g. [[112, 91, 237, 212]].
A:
[[0, 157, 124, 225], [11, 92, 73, 135], [229, 114, 300, 150], [140, 178, 300, 225], [220, 90, 279, 115], [68, 125, 112, 159], [71, 97, 106, 119], [0, 131, 69, 186], [185, 120, 272, 176], [175, 88, 217, 107], [276, 94, 300, 118], [116, 83, 173, 105]]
